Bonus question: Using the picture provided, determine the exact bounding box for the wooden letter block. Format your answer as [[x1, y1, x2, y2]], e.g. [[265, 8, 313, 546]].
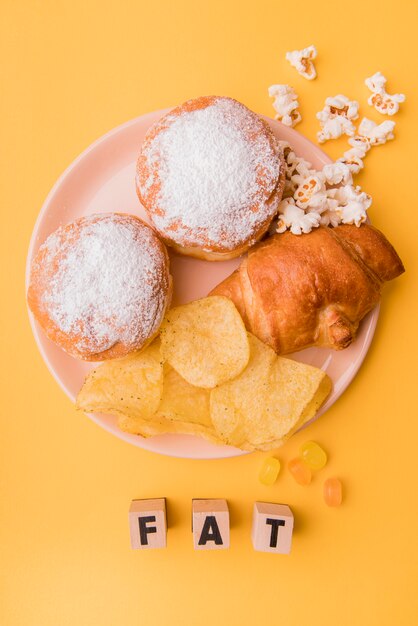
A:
[[192, 499, 230, 550], [251, 502, 294, 554], [129, 498, 167, 549]]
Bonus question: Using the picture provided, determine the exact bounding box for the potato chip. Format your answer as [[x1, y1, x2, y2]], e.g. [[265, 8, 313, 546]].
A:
[[160, 296, 250, 388], [154, 365, 222, 442], [117, 414, 179, 437], [76, 340, 163, 420], [249, 374, 332, 451], [118, 410, 221, 442], [210, 334, 331, 451], [118, 365, 223, 443], [157, 364, 211, 426]]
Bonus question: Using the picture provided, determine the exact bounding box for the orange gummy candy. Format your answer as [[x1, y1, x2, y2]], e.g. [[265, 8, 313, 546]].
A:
[[324, 478, 343, 507], [288, 458, 312, 485]]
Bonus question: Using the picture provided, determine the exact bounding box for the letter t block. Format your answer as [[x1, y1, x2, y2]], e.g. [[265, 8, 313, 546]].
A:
[[129, 498, 167, 549], [251, 502, 294, 554]]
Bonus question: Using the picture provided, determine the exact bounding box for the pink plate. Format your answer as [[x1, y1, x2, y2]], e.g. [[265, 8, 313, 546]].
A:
[[25, 109, 378, 459]]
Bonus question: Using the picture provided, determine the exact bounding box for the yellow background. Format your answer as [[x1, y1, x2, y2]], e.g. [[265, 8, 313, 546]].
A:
[[1, 1, 417, 624]]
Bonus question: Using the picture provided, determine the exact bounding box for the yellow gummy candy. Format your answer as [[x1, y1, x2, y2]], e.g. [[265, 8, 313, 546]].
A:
[[300, 441, 327, 470], [259, 457, 281, 485]]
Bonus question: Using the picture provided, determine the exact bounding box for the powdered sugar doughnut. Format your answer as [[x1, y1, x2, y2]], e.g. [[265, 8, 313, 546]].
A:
[[27, 213, 172, 360], [136, 96, 285, 260]]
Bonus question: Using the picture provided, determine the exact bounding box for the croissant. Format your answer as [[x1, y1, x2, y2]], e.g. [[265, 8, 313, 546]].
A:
[[210, 224, 404, 354]]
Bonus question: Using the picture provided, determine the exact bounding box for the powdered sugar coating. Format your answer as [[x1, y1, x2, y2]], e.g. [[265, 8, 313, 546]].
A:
[[28, 214, 171, 359], [137, 97, 283, 251]]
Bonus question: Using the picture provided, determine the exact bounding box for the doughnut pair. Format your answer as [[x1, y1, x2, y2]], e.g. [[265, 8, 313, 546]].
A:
[[28, 97, 285, 360]]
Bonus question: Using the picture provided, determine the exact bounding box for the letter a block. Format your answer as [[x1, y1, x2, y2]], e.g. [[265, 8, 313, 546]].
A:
[[192, 499, 230, 550], [251, 502, 294, 554], [129, 498, 167, 549]]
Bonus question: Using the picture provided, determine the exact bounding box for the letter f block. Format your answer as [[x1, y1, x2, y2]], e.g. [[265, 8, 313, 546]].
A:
[[129, 498, 167, 549]]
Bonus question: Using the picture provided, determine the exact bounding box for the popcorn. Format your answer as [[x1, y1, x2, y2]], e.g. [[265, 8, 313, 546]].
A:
[[346, 135, 371, 151], [365, 71, 387, 93], [279, 140, 312, 173], [277, 198, 321, 235], [319, 210, 342, 227], [321, 96, 360, 121], [322, 162, 352, 186], [278, 140, 293, 159], [365, 71, 405, 116], [348, 117, 395, 150], [334, 185, 371, 226], [279, 141, 314, 197], [338, 203, 368, 226], [316, 190, 342, 227], [276, 134, 373, 234], [288, 153, 312, 175], [285, 45, 317, 80], [316, 95, 359, 143], [268, 85, 301, 127], [337, 146, 368, 175], [289, 157, 314, 187], [293, 173, 327, 210]]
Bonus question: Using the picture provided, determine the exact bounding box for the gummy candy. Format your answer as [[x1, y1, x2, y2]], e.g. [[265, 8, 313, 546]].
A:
[[324, 478, 343, 506], [300, 441, 327, 470], [288, 458, 312, 485], [259, 457, 281, 486]]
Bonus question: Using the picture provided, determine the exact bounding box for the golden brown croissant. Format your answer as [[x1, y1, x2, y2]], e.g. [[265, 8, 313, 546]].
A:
[[210, 225, 404, 354]]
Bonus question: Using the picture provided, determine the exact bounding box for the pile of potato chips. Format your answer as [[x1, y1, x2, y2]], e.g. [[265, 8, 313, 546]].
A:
[[76, 296, 331, 451]]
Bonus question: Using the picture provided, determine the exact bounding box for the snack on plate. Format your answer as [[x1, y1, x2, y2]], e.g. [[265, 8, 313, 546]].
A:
[[210, 225, 404, 354], [76, 330, 331, 450], [27, 214, 172, 360], [136, 96, 285, 261], [28, 79, 406, 457], [365, 72, 405, 116], [268, 85, 301, 127], [76, 340, 221, 442], [316, 95, 359, 143], [210, 334, 332, 451], [160, 296, 250, 388], [76, 340, 163, 420], [285, 45, 317, 80]]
